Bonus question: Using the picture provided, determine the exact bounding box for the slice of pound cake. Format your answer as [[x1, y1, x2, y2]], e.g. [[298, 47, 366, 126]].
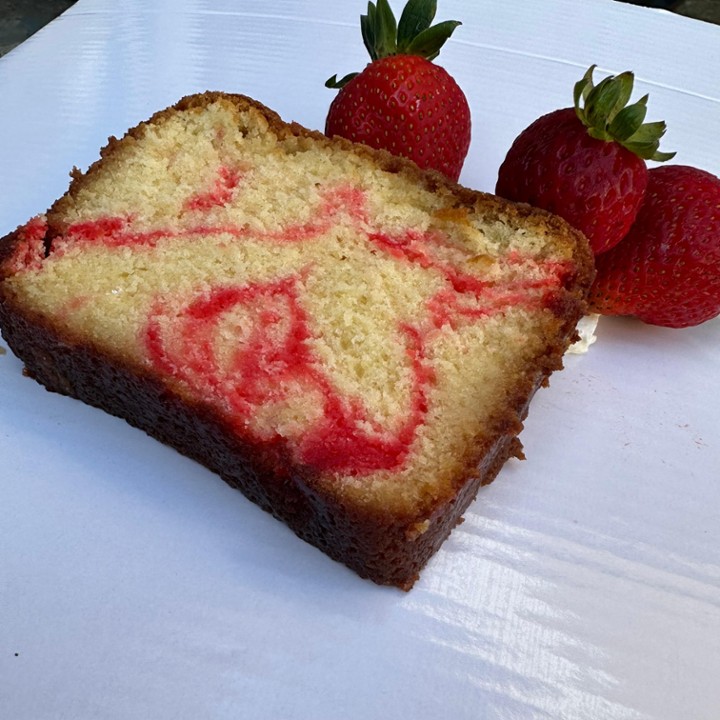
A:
[[0, 93, 594, 589]]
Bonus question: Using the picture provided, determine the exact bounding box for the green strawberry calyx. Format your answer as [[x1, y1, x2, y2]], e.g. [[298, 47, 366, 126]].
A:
[[326, 0, 461, 89], [573, 65, 675, 162]]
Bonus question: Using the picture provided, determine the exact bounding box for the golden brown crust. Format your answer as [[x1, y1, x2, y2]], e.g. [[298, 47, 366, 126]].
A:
[[0, 92, 594, 589]]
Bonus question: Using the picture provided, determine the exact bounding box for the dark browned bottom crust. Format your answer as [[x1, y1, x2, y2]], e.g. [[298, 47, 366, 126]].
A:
[[0, 295, 531, 590]]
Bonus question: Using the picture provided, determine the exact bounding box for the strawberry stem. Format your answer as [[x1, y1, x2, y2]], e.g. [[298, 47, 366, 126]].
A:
[[573, 65, 675, 162], [326, 0, 461, 89], [397, 0, 436, 49]]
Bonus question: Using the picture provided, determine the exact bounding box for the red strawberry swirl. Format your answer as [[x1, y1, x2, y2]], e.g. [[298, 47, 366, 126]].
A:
[[144, 273, 432, 475], [39, 172, 570, 476], [184, 165, 243, 212]]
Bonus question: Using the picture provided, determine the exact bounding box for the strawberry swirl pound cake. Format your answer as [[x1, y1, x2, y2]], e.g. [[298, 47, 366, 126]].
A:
[[0, 93, 594, 589]]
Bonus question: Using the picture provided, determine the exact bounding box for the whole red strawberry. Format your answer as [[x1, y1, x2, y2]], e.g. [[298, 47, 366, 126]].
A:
[[325, 0, 470, 182], [496, 66, 674, 255], [589, 165, 720, 328]]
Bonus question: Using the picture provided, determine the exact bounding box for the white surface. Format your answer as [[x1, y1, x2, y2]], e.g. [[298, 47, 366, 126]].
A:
[[1, 1, 719, 718]]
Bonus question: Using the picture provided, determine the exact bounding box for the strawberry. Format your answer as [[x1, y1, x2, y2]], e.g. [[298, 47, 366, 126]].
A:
[[496, 65, 674, 255], [325, 0, 471, 181], [589, 165, 720, 328]]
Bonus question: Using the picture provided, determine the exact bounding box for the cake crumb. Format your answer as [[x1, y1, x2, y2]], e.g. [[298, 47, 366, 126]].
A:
[[405, 520, 431, 540]]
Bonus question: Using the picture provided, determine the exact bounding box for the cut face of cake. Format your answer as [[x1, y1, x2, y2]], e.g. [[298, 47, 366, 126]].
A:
[[0, 93, 594, 589]]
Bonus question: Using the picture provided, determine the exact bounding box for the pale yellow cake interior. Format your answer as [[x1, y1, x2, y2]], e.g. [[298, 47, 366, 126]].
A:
[[5, 97, 577, 516]]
